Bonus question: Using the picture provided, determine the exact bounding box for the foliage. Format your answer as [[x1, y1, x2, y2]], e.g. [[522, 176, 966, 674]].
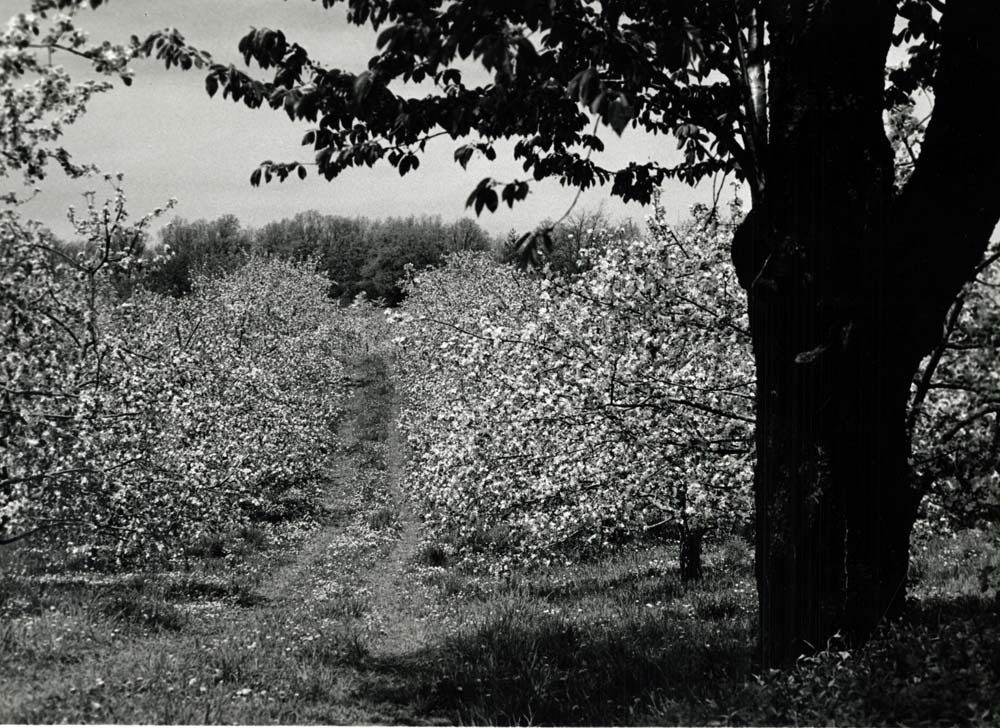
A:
[[357, 215, 492, 305], [253, 212, 492, 304], [253, 210, 368, 302], [3, 184, 170, 552], [136, 2, 944, 224], [496, 206, 643, 276], [393, 200, 753, 570], [886, 99, 927, 192], [887, 87, 1000, 537], [145, 214, 251, 297], [2, 3, 351, 560], [911, 245, 1000, 534], [193, 2, 746, 201]]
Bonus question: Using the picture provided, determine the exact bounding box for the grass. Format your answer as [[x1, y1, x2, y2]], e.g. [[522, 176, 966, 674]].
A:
[[96, 577, 188, 632], [3, 351, 999, 724], [3, 525, 998, 724], [415, 547, 755, 725]]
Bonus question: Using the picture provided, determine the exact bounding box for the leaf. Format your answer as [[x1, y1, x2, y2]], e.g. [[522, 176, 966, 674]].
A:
[[589, 91, 607, 115], [205, 75, 219, 97], [354, 71, 373, 103], [501, 181, 529, 208], [514, 36, 538, 67], [465, 177, 495, 216], [399, 154, 420, 176], [608, 95, 631, 136], [454, 145, 475, 169], [568, 67, 600, 106]]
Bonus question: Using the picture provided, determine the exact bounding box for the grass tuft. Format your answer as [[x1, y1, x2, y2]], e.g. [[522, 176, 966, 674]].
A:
[[185, 533, 228, 559], [416, 543, 448, 568], [97, 579, 186, 632]]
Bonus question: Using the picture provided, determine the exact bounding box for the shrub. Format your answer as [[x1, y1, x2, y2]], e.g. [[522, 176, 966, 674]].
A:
[[252, 211, 491, 304], [367, 506, 397, 530], [144, 214, 250, 296], [417, 543, 449, 568]]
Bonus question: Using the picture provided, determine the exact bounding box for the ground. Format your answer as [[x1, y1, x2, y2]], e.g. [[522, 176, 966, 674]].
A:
[[1, 353, 998, 725]]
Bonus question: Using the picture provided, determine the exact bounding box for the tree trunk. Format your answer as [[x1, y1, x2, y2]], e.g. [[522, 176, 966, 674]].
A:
[[679, 526, 708, 582], [733, 1, 1000, 669]]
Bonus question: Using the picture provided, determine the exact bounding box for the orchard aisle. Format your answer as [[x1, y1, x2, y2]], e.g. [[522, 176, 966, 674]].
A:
[[262, 352, 446, 661], [0, 352, 455, 725], [364, 382, 442, 660], [226, 350, 453, 722]]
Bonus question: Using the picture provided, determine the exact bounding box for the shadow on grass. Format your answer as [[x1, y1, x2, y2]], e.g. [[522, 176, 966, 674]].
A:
[[342, 589, 999, 726], [730, 594, 1000, 727], [347, 600, 755, 726], [0, 576, 94, 618]]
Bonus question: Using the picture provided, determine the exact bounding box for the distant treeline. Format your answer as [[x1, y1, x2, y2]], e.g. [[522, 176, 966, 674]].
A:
[[55, 207, 643, 305], [144, 211, 494, 305]]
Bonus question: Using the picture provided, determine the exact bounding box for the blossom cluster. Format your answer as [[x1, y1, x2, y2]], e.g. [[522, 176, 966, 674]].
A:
[[1, 6, 135, 201], [391, 203, 755, 570], [2, 193, 349, 560]]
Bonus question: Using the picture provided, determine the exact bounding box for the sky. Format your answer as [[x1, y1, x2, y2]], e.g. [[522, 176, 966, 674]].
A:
[[3, 0, 729, 242]]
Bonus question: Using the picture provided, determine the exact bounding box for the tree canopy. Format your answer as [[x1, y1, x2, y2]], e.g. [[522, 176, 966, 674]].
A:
[[125, 1, 938, 215]]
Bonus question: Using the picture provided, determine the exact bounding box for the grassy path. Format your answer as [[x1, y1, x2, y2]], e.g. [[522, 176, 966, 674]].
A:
[[365, 389, 440, 660], [0, 353, 452, 724]]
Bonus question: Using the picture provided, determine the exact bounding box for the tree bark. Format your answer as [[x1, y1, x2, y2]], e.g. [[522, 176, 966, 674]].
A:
[[733, 0, 1000, 669], [679, 526, 708, 582]]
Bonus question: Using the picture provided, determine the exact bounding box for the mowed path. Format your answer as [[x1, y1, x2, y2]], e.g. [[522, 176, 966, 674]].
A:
[[263, 356, 441, 657], [239, 354, 448, 720], [365, 391, 441, 660], [1, 355, 454, 724]]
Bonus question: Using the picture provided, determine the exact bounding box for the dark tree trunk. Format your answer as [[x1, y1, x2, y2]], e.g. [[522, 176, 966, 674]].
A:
[[679, 526, 708, 582], [732, 1, 1000, 669]]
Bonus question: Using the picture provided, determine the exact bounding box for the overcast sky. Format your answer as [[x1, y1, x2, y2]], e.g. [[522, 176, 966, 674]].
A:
[[5, 0, 733, 241]]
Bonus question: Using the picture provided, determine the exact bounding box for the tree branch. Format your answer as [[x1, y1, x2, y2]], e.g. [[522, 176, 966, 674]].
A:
[[907, 293, 965, 435], [891, 3, 1000, 359]]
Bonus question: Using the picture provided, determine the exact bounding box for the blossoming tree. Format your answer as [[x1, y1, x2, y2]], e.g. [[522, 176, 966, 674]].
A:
[[394, 200, 753, 577]]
